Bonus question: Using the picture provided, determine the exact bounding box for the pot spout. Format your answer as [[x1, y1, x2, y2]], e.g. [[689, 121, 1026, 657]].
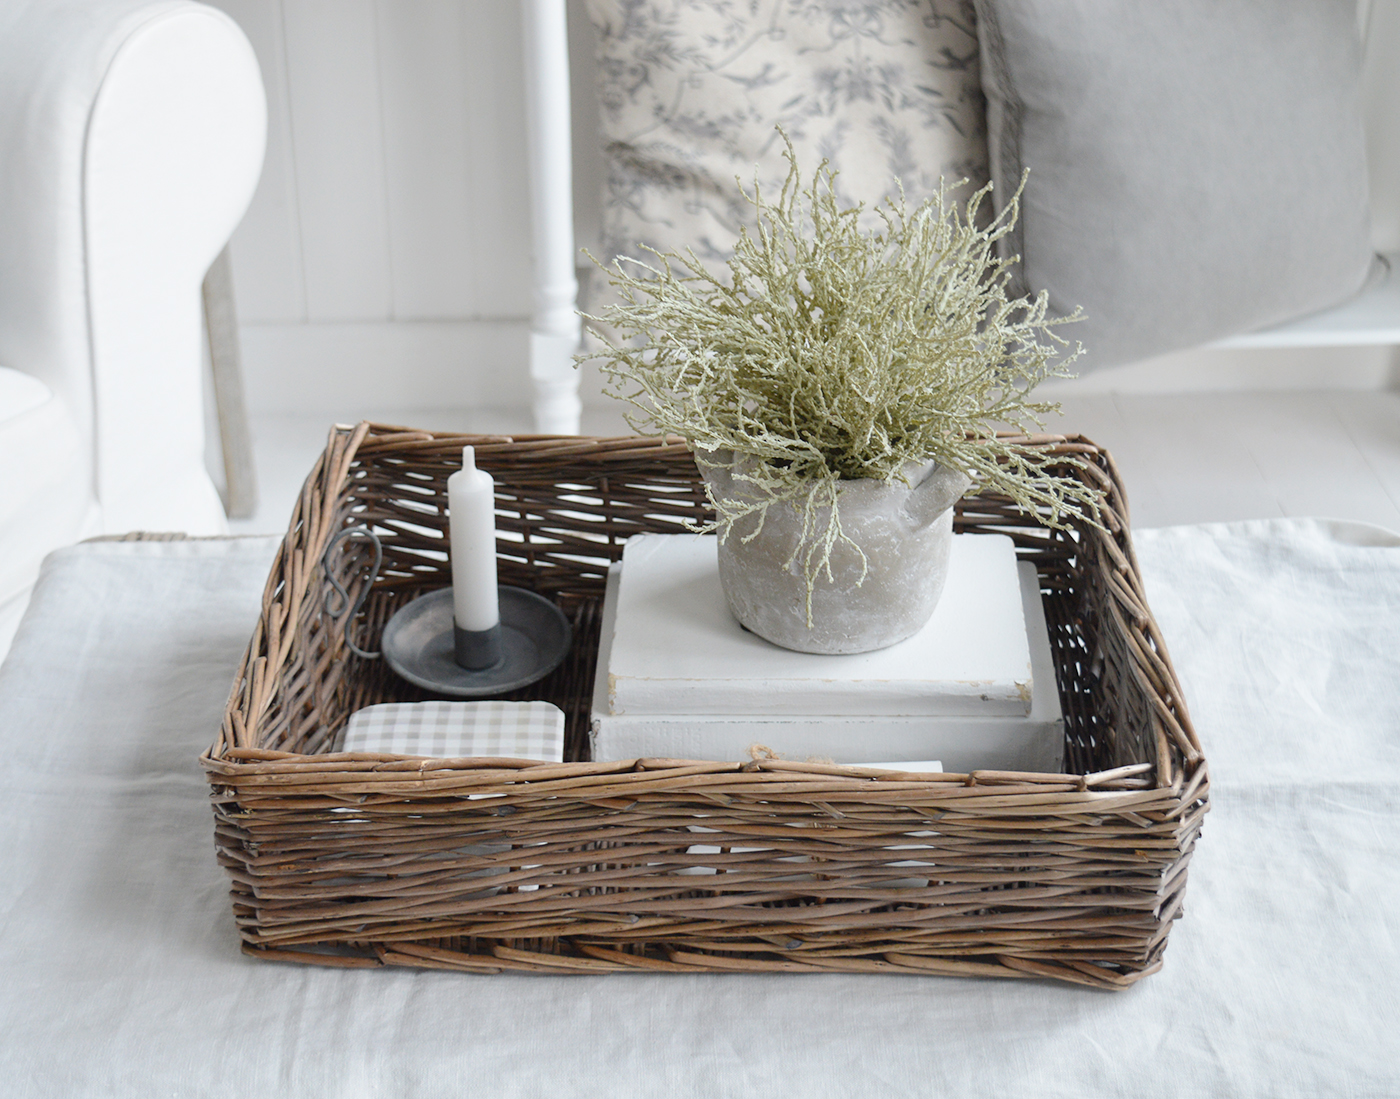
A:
[[902, 463, 973, 530]]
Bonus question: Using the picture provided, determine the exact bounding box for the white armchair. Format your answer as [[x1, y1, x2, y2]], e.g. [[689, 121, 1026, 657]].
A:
[[0, 0, 265, 650], [0, 0, 264, 652]]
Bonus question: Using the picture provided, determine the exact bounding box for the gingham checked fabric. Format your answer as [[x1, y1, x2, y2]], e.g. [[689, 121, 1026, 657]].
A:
[[340, 700, 565, 761]]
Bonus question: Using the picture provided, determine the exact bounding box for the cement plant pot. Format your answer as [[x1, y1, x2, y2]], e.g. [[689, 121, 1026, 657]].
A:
[[702, 452, 973, 654]]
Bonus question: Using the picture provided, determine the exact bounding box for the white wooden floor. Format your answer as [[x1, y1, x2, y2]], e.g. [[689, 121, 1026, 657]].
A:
[[228, 389, 1400, 537]]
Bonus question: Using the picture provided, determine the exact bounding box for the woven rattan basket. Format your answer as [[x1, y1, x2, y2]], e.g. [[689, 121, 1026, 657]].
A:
[[203, 423, 1208, 990]]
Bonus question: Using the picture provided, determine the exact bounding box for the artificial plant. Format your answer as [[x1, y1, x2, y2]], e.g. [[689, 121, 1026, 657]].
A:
[[581, 133, 1099, 601]]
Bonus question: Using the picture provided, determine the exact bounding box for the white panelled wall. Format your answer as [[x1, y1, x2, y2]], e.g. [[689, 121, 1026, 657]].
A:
[[206, 0, 597, 421], [208, 0, 1400, 428]]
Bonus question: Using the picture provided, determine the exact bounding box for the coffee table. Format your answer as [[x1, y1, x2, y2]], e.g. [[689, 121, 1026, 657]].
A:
[[0, 526, 1395, 1097]]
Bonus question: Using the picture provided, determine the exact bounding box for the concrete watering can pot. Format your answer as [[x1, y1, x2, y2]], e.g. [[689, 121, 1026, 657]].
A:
[[701, 451, 973, 654]]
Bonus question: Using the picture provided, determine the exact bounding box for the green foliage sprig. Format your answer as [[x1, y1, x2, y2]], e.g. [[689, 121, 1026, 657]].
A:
[[580, 133, 1100, 603]]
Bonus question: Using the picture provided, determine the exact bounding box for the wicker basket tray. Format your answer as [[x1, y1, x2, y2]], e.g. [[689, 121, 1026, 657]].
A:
[[202, 423, 1208, 990]]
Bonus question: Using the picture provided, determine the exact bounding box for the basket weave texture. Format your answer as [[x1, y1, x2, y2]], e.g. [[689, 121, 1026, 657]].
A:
[[202, 424, 1208, 989]]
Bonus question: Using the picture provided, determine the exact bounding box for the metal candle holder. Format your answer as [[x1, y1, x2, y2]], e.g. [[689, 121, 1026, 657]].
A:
[[321, 527, 572, 697]]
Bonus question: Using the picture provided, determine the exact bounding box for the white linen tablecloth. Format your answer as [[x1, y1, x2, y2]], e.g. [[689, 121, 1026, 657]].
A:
[[0, 521, 1397, 1098]]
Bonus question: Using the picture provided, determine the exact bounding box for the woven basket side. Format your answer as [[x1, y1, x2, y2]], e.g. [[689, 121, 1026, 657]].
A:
[[203, 426, 1209, 990], [209, 423, 371, 757], [947, 438, 1192, 784]]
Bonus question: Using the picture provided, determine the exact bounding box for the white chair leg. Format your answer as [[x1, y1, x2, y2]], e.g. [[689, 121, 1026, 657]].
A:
[[529, 331, 583, 435], [521, 0, 581, 435], [202, 245, 258, 519]]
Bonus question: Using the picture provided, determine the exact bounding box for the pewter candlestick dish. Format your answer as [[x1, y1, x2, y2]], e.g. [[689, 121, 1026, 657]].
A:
[[380, 586, 571, 697], [322, 527, 571, 697]]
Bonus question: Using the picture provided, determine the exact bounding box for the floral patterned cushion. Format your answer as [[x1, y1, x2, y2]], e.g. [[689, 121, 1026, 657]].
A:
[[583, 0, 989, 272]]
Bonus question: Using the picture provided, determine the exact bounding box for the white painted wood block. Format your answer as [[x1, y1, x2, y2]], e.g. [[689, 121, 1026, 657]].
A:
[[592, 560, 1063, 772], [605, 533, 1033, 718]]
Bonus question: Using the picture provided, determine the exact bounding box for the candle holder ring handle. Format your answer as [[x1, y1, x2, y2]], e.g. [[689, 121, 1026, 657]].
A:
[[321, 525, 384, 660]]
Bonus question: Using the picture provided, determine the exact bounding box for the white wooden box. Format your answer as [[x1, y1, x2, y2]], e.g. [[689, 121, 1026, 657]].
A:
[[606, 533, 1033, 718], [592, 556, 1063, 773]]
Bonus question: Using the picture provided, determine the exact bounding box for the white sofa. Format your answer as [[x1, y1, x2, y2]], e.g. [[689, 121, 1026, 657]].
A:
[[0, 0, 266, 652]]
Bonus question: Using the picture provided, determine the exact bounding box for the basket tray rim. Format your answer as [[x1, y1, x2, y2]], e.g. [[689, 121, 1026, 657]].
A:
[[201, 422, 1211, 990]]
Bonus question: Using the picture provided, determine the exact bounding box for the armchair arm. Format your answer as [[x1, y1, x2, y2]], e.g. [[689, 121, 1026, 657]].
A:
[[0, 0, 265, 535]]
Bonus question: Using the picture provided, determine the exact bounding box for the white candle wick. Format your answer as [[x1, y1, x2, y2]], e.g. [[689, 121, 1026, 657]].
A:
[[447, 445, 500, 633]]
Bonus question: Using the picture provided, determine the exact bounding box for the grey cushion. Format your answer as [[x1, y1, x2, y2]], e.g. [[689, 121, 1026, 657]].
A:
[[974, 0, 1374, 370]]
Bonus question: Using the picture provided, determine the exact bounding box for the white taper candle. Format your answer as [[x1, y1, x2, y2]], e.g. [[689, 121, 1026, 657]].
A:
[[447, 446, 500, 633]]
